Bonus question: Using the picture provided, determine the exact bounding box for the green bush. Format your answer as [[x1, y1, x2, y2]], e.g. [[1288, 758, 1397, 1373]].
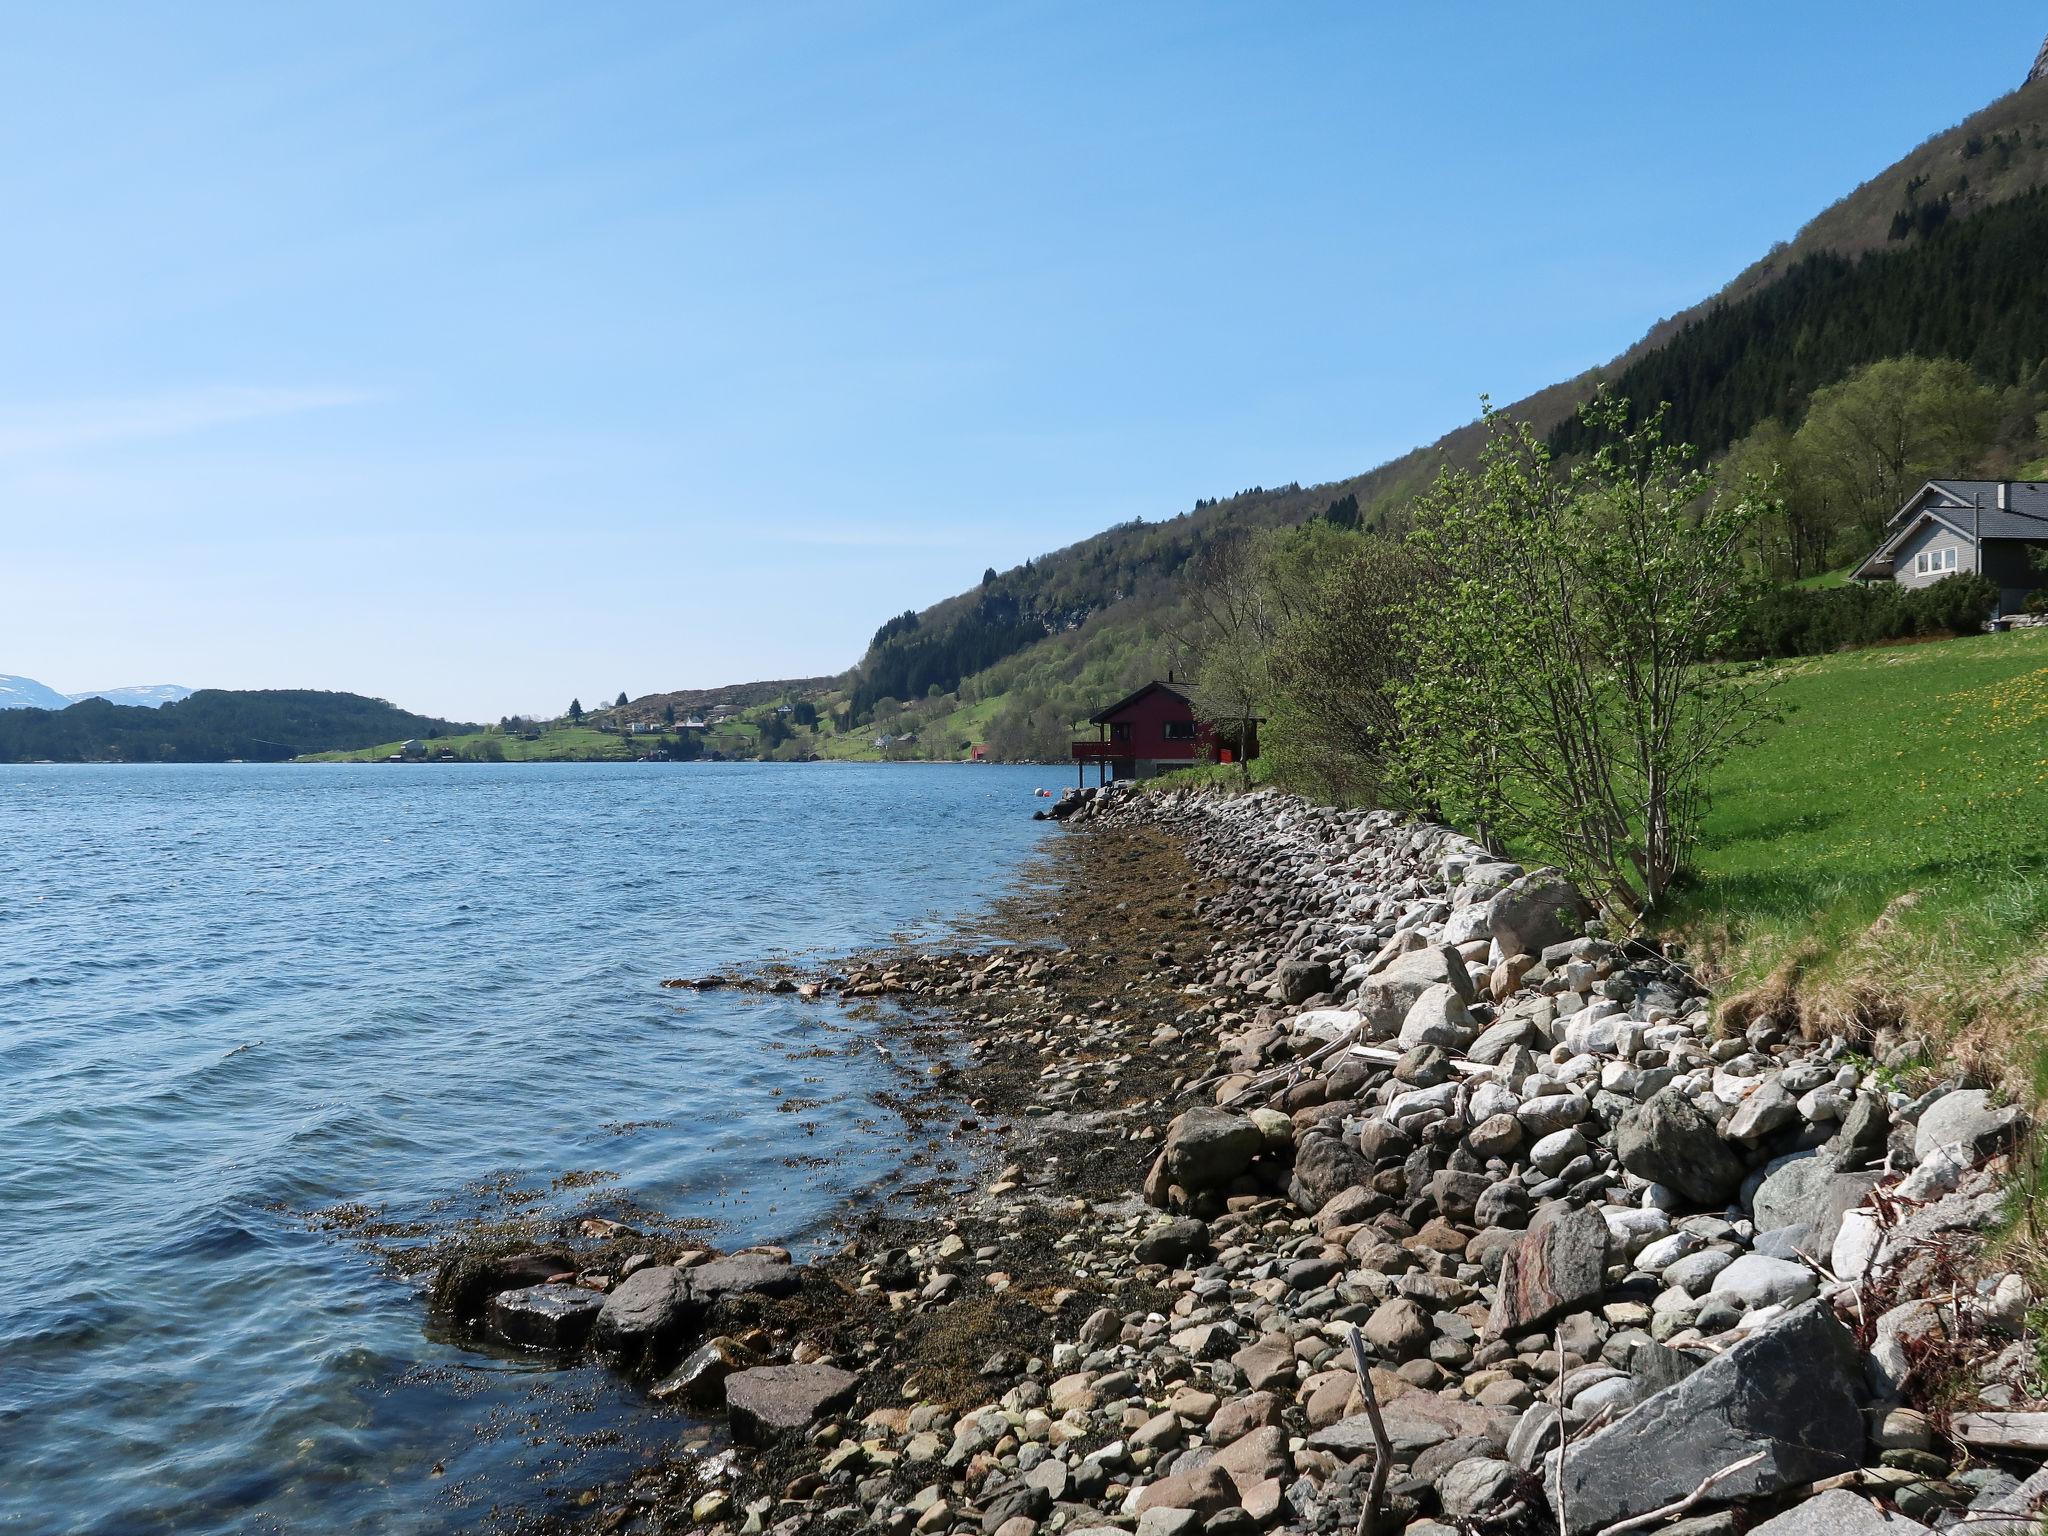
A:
[[1729, 574, 1998, 659]]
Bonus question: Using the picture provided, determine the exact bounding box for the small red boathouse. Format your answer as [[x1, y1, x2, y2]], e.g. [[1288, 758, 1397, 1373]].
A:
[[1070, 679, 1259, 784]]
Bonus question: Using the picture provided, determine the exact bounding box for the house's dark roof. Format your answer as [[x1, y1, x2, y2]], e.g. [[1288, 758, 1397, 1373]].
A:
[[1895, 481, 2048, 541], [1854, 481, 2048, 578], [1087, 679, 1194, 725]]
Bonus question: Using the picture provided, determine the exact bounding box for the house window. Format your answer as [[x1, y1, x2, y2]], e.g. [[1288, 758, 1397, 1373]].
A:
[[1914, 547, 1958, 575], [1162, 720, 1197, 741], [1110, 722, 1131, 743]]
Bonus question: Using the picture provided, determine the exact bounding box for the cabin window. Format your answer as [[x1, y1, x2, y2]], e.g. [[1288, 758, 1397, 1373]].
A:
[[1163, 720, 1197, 741], [1110, 722, 1131, 742]]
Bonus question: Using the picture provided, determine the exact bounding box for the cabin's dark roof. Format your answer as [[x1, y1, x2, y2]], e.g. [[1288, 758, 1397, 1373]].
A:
[[1087, 680, 1194, 725]]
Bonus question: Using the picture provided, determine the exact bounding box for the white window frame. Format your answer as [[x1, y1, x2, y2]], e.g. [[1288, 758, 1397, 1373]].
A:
[[1914, 547, 1960, 576]]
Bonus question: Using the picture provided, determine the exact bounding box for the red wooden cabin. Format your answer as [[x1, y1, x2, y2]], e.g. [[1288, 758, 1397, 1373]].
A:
[[1070, 679, 1259, 784]]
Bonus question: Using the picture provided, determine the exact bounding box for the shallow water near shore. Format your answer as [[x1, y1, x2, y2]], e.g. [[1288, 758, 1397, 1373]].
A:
[[0, 761, 1057, 1536]]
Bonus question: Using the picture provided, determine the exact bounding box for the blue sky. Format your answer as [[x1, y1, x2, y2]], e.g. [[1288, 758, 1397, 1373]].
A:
[[3, 4, 2042, 720]]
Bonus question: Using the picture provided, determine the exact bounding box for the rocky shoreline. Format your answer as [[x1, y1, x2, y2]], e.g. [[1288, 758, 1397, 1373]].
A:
[[429, 783, 2046, 1536]]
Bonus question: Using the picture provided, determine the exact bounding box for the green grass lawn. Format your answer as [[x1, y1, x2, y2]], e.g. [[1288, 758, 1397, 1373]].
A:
[[1793, 566, 1854, 589], [1671, 628, 2048, 1055]]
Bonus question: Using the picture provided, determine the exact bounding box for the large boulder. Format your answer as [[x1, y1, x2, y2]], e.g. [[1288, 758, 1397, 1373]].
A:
[[687, 1253, 799, 1304], [1554, 1300, 1865, 1533], [724, 1362, 860, 1442], [1164, 1107, 1265, 1190], [1487, 870, 1589, 958], [486, 1283, 605, 1351], [1914, 1089, 2024, 1163], [1487, 1205, 1607, 1337], [592, 1264, 701, 1362], [1615, 1088, 1746, 1205], [1355, 947, 1474, 1037], [1288, 1133, 1369, 1213], [1751, 1153, 1880, 1258]]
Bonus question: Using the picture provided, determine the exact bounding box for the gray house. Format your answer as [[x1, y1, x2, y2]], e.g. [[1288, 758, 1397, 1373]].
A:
[[1851, 480, 2048, 616]]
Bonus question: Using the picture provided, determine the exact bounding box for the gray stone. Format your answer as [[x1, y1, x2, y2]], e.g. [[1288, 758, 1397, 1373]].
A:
[[486, 1283, 604, 1351], [1914, 1089, 2023, 1163], [1488, 1205, 1607, 1337], [1487, 869, 1588, 958], [1135, 1217, 1211, 1267], [1751, 1155, 1878, 1258], [1274, 958, 1333, 1006], [1310, 1395, 1507, 1460], [1133, 1461, 1237, 1515], [1965, 1463, 2048, 1536], [1555, 1300, 1865, 1532], [1708, 1252, 1817, 1309], [1396, 983, 1477, 1051], [724, 1362, 859, 1442], [1726, 1078, 1799, 1140], [687, 1253, 799, 1303], [1436, 1457, 1514, 1517], [1615, 1088, 1745, 1205], [591, 1265, 700, 1360], [1354, 948, 1474, 1036], [1288, 1133, 1368, 1214], [1746, 1489, 1931, 1534], [1164, 1108, 1265, 1190]]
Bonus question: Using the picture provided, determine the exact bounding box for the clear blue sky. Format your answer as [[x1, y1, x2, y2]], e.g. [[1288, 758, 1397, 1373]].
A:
[[4, 4, 2042, 720]]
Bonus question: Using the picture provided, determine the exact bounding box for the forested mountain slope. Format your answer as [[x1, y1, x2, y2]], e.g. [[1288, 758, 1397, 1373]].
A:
[[813, 68, 2048, 754], [0, 690, 477, 763]]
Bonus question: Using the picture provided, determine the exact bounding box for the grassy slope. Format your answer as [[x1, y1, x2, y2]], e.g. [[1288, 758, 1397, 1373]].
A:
[[1673, 630, 2048, 1059]]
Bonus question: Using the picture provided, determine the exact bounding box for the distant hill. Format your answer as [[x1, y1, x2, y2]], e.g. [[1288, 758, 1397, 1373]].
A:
[[66, 684, 194, 709], [0, 690, 478, 763], [0, 674, 74, 711]]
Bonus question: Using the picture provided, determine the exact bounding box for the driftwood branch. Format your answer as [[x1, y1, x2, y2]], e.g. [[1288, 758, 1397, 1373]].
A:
[[1346, 1325, 1393, 1536], [1554, 1331, 1570, 1535], [1591, 1451, 1766, 1536], [1212, 1024, 1365, 1107]]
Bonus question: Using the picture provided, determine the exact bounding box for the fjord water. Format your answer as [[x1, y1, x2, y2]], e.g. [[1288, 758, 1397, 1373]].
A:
[[0, 762, 1054, 1535]]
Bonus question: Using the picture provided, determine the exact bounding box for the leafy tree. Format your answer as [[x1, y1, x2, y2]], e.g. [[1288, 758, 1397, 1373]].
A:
[[790, 699, 817, 727], [1263, 534, 1425, 805], [1402, 395, 1776, 916], [663, 702, 676, 726], [1794, 357, 1999, 546], [1166, 530, 1277, 785]]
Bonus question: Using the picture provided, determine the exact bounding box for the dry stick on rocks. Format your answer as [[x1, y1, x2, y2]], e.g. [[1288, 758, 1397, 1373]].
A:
[[1212, 1024, 1365, 1107], [1345, 1325, 1393, 1536], [1554, 1330, 1570, 1535], [1590, 1451, 1768, 1536]]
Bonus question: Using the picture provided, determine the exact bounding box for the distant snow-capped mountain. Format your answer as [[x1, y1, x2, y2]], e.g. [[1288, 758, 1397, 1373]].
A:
[[0, 675, 75, 710], [67, 684, 194, 709], [0, 676, 195, 710]]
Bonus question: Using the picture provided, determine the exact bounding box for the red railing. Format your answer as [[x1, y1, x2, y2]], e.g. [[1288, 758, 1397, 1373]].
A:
[[1071, 740, 1121, 760]]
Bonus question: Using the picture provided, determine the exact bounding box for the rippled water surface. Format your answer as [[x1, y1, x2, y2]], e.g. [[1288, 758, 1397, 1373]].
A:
[[0, 762, 1055, 1535]]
